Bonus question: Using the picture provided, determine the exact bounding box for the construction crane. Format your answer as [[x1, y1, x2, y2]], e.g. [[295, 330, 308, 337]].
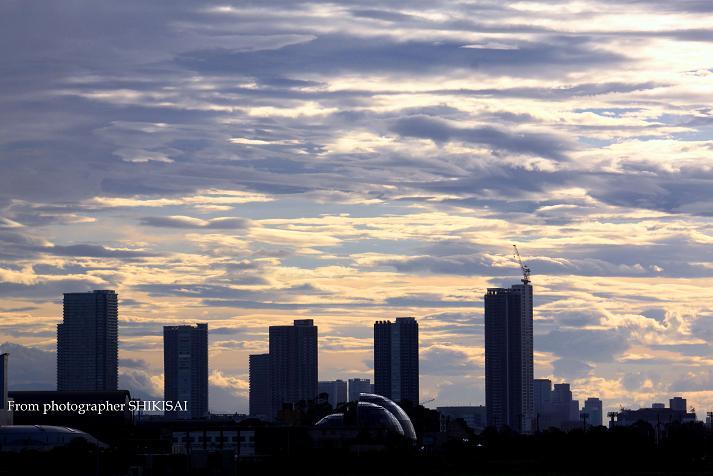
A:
[[512, 244, 531, 284]]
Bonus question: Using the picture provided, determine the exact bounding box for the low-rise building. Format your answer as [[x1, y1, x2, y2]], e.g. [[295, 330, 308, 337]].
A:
[[437, 406, 487, 433]]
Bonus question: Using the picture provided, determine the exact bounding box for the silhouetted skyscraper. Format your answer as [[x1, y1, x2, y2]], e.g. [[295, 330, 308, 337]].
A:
[[318, 380, 347, 408], [552, 383, 575, 427], [582, 397, 603, 427], [374, 321, 392, 399], [484, 283, 533, 432], [0, 353, 9, 425], [374, 317, 419, 404], [0, 353, 7, 410], [570, 399, 580, 422], [670, 396, 687, 412], [164, 323, 208, 419], [269, 319, 318, 416], [57, 290, 118, 391], [249, 354, 271, 418], [534, 378, 552, 416], [348, 378, 373, 402]]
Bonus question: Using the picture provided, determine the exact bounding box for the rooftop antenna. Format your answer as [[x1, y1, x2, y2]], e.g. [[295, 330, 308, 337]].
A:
[[512, 244, 531, 284]]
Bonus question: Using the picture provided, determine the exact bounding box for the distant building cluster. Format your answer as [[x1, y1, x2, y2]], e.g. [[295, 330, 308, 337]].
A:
[[0, 283, 703, 447], [437, 406, 487, 433], [347, 378, 374, 403], [54, 290, 209, 420], [317, 380, 347, 408], [248, 317, 418, 420], [611, 397, 696, 429], [534, 379, 602, 430], [483, 277, 608, 433], [247, 319, 320, 420]]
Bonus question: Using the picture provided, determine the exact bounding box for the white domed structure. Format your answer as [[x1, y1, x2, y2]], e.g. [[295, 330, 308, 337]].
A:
[[314, 393, 417, 444], [359, 393, 417, 441]]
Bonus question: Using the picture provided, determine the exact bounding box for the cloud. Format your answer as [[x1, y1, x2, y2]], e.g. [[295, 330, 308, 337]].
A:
[[433, 379, 485, 406], [0, 342, 55, 390], [119, 357, 150, 369], [0, 277, 111, 300], [118, 369, 162, 400], [421, 345, 481, 376], [176, 33, 624, 78], [537, 329, 629, 362], [390, 115, 572, 160], [669, 370, 713, 392], [139, 215, 250, 229], [0, 217, 23, 229], [41, 244, 155, 258], [0, 342, 164, 399], [209, 370, 249, 413], [552, 358, 594, 380]]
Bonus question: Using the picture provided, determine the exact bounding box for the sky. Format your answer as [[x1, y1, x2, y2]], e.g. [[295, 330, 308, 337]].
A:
[[1, 0, 713, 416]]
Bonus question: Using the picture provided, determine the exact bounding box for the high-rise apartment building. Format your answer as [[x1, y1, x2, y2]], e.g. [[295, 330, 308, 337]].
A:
[[670, 396, 687, 412], [249, 353, 271, 418], [484, 282, 533, 433], [164, 323, 209, 419], [57, 290, 118, 391], [269, 319, 318, 416], [548, 383, 583, 428], [582, 397, 603, 427], [0, 353, 10, 425], [534, 378, 552, 416], [0, 353, 7, 411], [374, 317, 419, 404]]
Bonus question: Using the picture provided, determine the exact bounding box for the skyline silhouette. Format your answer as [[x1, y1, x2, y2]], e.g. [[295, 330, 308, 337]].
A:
[[0, 282, 702, 425]]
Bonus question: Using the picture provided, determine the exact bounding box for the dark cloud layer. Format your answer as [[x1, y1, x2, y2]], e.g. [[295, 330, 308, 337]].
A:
[[139, 216, 250, 229], [537, 329, 629, 362], [391, 115, 572, 160]]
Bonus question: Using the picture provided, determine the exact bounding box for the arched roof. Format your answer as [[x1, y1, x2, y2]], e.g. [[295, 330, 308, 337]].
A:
[[358, 393, 417, 441]]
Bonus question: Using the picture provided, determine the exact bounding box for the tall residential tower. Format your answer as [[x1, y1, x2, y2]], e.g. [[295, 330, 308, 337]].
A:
[[269, 319, 318, 416], [57, 290, 118, 391], [0, 353, 10, 425], [248, 353, 271, 418], [0, 353, 7, 410], [582, 397, 603, 427], [484, 280, 533, 433], [374, 317, 419, 404], [163, 323, 209, 419]]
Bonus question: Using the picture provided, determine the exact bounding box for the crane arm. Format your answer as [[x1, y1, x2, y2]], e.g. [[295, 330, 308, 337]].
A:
[[512, 244, 531, 284]]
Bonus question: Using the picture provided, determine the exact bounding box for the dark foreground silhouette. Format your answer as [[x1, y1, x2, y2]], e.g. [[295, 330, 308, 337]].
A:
[[1, 420, 712, 476]]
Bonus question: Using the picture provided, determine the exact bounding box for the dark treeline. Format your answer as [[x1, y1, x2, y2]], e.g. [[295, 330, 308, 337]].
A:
[[1, 420, 713, 476]]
